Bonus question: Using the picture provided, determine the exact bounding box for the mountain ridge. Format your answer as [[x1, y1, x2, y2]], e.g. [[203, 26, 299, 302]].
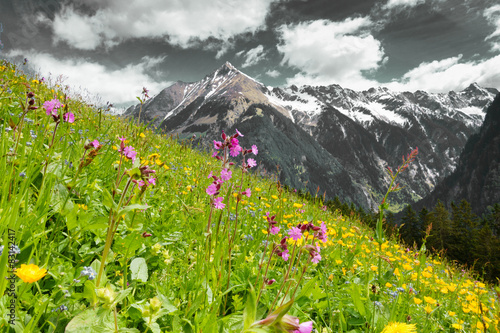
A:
[[124, 62, 498, 210]]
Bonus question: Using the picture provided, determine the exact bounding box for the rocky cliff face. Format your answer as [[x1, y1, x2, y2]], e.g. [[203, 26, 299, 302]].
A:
[[124, 63, 498, 210], [417, 93, 500, 213]]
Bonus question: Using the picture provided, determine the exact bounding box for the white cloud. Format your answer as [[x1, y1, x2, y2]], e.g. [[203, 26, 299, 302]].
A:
[[484, 5, 500, 52], [277, 18, 385, 89], [45, 0, 276, 50], [385, 54, 500, 92], [241, 45, 266, 68], [383, 0, 425, 10], [6, 49, 171, 105], [265, 69, 280, 78]]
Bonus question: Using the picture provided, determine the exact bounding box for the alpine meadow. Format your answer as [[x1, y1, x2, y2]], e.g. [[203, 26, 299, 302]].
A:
[[1, 56, 500, 333]]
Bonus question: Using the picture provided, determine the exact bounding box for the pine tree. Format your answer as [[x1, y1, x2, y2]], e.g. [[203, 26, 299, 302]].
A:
[[399, 205, 421, 247], [449, 199, 479, 265], [427, 200, 451, 252]]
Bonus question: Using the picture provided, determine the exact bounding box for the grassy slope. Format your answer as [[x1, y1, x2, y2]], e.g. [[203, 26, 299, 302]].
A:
[[0, 60, 499, 332]]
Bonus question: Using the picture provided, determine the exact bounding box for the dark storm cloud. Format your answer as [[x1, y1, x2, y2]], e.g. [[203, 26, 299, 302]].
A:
[[1, 0, 500, 106]]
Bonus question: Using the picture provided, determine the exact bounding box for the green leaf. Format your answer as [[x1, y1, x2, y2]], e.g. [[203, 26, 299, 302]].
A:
[[117, 204, 149, 217], [83, 280, 97, 306], [130, 257, 148, 282], [349, 284, 366, 317], [243, 286, 257, 330], [102, 188, 116, 211]]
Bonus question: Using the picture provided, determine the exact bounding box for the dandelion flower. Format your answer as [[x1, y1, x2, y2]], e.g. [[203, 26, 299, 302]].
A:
[[15, 264, 47, 283], [381, 322, 417, 333]]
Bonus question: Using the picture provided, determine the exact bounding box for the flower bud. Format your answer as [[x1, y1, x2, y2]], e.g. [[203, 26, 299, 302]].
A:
[[150, 296, 162, 312]]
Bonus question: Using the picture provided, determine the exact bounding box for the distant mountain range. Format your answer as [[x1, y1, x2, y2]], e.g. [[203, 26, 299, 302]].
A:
[[125, 62, 498, 211]]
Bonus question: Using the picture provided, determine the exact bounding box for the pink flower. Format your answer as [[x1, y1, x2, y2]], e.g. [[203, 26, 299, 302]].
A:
[[243, 188, 251, 197], [220, 168, 232, 181], [206, 183, 217, 196], [63, 112, 75, 123], [311, 252, 322, 264], [207, 171, 213, 179], [294, 321, 313, 333], [123, 146, 137, 162], [281, 249, 290, 261], [213, 140, 223, 150], [91, 140, 100, 148], [148, 178, 156, 185], [229, 145, 242, 157], [288, 227, 302, 241], [252, 145, 258, 155], [135, 180, 145, 187], [118, 136, 126, 142], [213, 197, 225, 209], [235, 129, 244, 137], [247, 158, 257, 168], [43, 99, 63, 116], [270, 226, 280, 235]]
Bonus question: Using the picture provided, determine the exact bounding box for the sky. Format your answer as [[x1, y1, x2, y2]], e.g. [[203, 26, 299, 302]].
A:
[[1, 0, 500, 107]]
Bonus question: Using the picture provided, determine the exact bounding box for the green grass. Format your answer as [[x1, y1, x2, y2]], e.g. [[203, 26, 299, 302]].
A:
[[0, 59, 499, 332]]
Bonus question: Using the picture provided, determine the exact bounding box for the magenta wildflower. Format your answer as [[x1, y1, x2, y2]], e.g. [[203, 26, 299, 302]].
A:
[[288, 227, 302, 241], [206, 183, 218, 196], [207, 171, 213, 179], [213, 140, 223, 150], [134, 179, 145, 187], [148, 178, 156, 185], [247, 158, 257, 168], [270, 226, 280, 235], [235, 129, 244, 137], [311, 251, 322, 264], [213, 197, 225, 209], [281, 249, 290, 261], [91, 140, 100, 148], [252, 144, 258, 155], [229, 145, 242, 157], [63, 112, 75, 123], [118, 136, 126, 142], [123, 146, 137, 162], [294, 321, 313, 333], [220, 168, 232, 181], [243, 188, 251, 198], [43, 99, 63, 116]]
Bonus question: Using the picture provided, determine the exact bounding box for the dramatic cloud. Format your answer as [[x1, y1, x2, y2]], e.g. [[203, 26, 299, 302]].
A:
[[277, 18, 385, 89], [383, 0, 425, 10], [386, 54, 500, 92], [6, 50, 171, 105], [484, 5, 500, 52], [43, 0, 276, 50], [265, 69, 280, 78], [241, 45, 266, 68]]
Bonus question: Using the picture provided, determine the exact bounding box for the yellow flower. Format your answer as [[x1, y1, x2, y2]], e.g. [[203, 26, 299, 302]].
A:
[[381, 322, 417, 333], [424, 304, 433, 314], [424, 296, 436, 304], [385, 282, 392, 288], [139, 132, 146, 138], [271, 195, 278, 200], [448, 311, 455, 317], [15, 264, 47, 283], [452, 323, 463, 330], [413, 297, 422, 305]]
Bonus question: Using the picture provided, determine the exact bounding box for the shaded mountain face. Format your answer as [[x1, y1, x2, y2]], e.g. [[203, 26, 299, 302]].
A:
[[124, 62, 498, 210], [417, 93, 500, 214]]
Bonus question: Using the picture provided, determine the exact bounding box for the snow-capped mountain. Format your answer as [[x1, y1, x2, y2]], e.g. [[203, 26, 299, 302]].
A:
[[124, 62, 498, 210]]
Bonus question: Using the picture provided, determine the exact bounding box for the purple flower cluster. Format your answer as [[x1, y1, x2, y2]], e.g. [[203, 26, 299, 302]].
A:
[[43, 98, 74, 123], [207, 129, 258, 209], [118, 137, 137, 163]]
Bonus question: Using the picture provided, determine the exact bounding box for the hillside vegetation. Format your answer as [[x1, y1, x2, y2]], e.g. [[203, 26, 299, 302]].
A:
[[0, 59, 499, 332]]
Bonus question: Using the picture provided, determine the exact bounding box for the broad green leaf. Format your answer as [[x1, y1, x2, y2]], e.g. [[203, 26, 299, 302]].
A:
[[243, 286, 257, 330], [349, 284, 366, 317], [117, 204, 149, 217], [130, 257, 148, 282]]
